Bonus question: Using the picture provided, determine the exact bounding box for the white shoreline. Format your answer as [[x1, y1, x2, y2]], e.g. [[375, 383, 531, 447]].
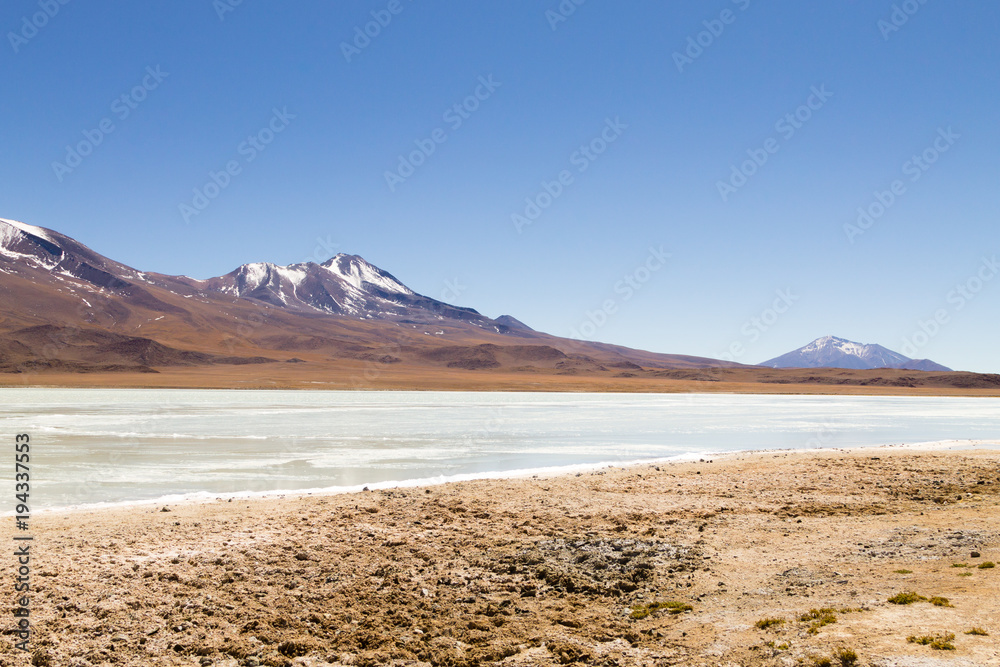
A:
[[29, 438, 1000, 516]]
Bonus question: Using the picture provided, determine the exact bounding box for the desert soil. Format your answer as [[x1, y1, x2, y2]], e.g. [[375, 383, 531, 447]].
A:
[[5, 447, 1000, 667], [2, 366, 1000, 396]]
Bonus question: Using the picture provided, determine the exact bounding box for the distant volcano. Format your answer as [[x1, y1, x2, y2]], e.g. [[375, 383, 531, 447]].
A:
[[761, 336, 951, 371]]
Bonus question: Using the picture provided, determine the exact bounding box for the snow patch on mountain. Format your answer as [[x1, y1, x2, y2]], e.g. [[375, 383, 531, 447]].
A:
[[0, 218, 56, 244], [0, 216, 502, 330], [238, 262, 274, 291], [322, 254, 412, 295], [0, 219, 64, 270], [762, 336, 951, 371], [276, 264, 309, 287]]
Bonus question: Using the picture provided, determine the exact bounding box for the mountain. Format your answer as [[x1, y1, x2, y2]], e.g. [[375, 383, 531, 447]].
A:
[[0, 217, 492, 326], [761, 336, 952, 371], [4, 217, 988, 391], [0, 217, 734, 376], [494, 315, 533, 331]]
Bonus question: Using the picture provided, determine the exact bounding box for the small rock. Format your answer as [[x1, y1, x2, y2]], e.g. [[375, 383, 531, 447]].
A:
[[971, 551, 981, 558], [199, 659, 214, 667], [29, 651, 52, 667], [160, 506, 171, 512]]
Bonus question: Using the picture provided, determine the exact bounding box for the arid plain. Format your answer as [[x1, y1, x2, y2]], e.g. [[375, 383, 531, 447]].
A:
[[7, 446, 999, 667]]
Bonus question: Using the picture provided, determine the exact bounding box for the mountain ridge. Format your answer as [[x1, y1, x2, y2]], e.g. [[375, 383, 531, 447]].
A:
[[4, 218, 989, 393], [0, 217, 736, 375], [762, 335, 952, 371]]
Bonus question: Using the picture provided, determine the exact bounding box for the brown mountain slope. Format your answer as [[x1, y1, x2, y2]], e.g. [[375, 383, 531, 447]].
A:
[[0, 217, 997, 394], [0, 218, 737, 381]]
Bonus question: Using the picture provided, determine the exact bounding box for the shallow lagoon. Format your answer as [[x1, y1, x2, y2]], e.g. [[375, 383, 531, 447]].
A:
[[3, 389, 998, 509]]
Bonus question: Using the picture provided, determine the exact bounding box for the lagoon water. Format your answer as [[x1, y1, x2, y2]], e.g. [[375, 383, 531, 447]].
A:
[[3, 389, 999, 510]]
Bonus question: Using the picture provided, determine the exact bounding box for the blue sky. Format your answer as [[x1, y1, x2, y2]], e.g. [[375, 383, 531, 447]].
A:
[[3, 1, 998, 372]]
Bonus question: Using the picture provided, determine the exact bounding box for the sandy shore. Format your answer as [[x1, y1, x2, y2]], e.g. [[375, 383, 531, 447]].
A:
[[6, 447, 1000, 667], [3, 367, 1000, 396]]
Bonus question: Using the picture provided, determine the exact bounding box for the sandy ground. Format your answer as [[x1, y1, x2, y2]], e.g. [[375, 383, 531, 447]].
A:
[[5, 447, 1000, 667], [2, 367, 999, 396]]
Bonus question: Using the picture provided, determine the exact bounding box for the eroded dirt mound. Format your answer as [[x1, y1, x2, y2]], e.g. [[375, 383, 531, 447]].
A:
[[490, 539, 700, 597]]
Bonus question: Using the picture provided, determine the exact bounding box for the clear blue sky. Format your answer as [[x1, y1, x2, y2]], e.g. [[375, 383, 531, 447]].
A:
[[3, 1, 998, 372]]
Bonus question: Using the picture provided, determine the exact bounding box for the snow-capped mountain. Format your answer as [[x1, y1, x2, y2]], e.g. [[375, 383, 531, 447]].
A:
[[0, 217, 738, 373], [761, 336, 951, 371], [0, 217, 143, 282], [0, 217, 192, 314], [188, 254, 495, 324], [0, 217, 495, 327]]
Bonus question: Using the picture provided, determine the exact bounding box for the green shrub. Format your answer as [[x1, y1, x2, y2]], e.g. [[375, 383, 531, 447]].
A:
[[800, 608, 837, 634], [907, 633, 955, 650], [834, 647, 859, 667], [629, 600, 692, 619]]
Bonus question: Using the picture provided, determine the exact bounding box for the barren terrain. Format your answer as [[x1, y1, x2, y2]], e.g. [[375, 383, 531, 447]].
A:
[[7, 447, 1000, 666]]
